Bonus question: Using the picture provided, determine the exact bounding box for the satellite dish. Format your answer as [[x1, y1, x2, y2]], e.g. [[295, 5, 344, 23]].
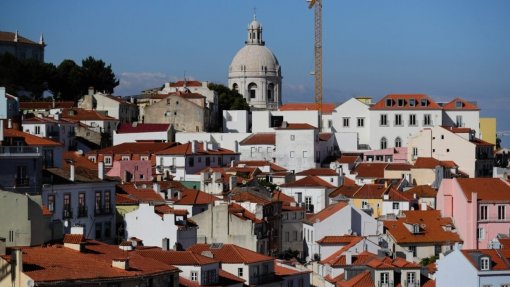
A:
[[27, 280, 34, 287]]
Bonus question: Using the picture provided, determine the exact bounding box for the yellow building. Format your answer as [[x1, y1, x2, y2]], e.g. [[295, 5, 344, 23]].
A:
[[480, 117, 497, 148], [351, 184, 387, 218]]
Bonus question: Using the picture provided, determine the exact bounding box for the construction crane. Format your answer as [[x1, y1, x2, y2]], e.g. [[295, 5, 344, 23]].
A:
[[307, 0, 323, 128], [497, 131, 510, 137]]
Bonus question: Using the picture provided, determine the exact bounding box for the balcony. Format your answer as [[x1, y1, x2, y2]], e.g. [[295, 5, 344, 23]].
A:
[[78, 206, 88, 217], [403, 280, 420, 287], [0, 146, 42, 157], [63, 209, 72, 219]]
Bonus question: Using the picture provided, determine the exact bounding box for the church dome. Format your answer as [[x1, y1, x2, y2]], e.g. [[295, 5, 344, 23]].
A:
[[229, 45, 280, 76], [248, 19, 261, 30]]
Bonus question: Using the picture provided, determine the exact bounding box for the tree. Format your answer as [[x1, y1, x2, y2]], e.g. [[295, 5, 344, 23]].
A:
[[51, 60, 84, 101], [208, 83, 250, 131], [81, 56, 119, 94]]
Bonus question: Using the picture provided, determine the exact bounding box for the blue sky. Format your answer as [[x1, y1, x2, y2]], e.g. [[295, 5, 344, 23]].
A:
[[2, 0, 510, 145]]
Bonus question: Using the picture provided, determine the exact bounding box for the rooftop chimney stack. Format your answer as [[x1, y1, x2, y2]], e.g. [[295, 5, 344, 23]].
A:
[[345, 251, 352, 265], [98, 162, 104, 180], [69, 161, 75, 182], [88, 87, 95, 96], [191, 141, 197, 154]]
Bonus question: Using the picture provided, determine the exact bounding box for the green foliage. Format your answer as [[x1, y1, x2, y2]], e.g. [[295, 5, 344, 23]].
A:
[[277, 249, 303, 262], [420, 255, 438, 266], [207, 82, 249, 132], [0, 54, 118, 102], [258, 178, 277, 192]]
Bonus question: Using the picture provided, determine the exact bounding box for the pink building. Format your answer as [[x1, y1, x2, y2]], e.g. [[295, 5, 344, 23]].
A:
[[106, 160, 153, 182], [437, 178, 510, 249]]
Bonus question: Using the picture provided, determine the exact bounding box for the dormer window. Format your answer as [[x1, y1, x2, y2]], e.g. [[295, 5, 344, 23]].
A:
[[385, 98, 393, 107], [121, 156, 130, 161], [397, 99, 405, 107], [413, 224, 420, 234], [421, 99, 428, 106], [455, 101, 463, 108], [104, 156, 112, 166], [480, 257, 490, 270], [409, 99, 416, 107]]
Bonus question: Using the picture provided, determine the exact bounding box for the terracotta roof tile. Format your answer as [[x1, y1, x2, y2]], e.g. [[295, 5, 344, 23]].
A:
[[306, 202, 348, 223], [383, 210, 462, 244], [3, 128, 61, 146], [276, 123, 317, 130], [188, 243, 273, 264], [154, 204, 188, 217], [456, 178, 510, 202], [0, 31, 41, 45], [278, 102, 336, 114], [173, 189, 219, 205], [354, 163, 388, 178], [228, 203, 263, 223], [329, 185, 360, 198], [274, 263, 312, 276], [461, 249, 510, 271], [116, 183, 166, 204], [239, 133, 276, 145], [316, 235, 363, 245], [272, 191, 296, 204], [321, 251, 377, 267], [442, 97, 479, 111], [63, 234, 86, 244], [19, 101, 75, 110], [136, 249, 218, 266], [352, 184, 388, 199], [236, 160, 287, 172], [170, 80, 203, 87], [413, 157, 458, 169], [157, 142, 237, 156], [231, 191, 272, 205], [281, 175, 336, 188], [61, 108, 117, 121], [338, 270, 374, 287], [403, 185, 437, 198], [385, 163, 413, 171], [336, 155, 361, 164], [116, 123, 170, 134], [319, 132, 333, 141], [297, 168, 338, 176], [370, 94, 442, 110], [90, 142, 177, 156]]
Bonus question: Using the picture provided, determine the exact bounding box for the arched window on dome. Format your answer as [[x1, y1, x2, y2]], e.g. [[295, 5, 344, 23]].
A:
[[380, 137, 387, 149], [267, 83, 274, 102], [232, 83, 238, 92], [395, 137, 402, 148], [248, 83, 257, 99]]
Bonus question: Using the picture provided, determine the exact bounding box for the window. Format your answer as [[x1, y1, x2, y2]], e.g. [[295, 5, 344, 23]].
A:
[[104, 222, 111, 238], [407, 272, 416, 284], [395, 114, 402, 126], [290, 135, 295, 141], [88, 156, 96, 163], [380, 114, 388, 126], [16, 165, 28, 186], [140, 156, 149, 161], [63, 194, 71, 218], [424, 114, 432, 126], [421, 99, 428, 106], [455, 101, 463, 108], [395, 137, 402, 148], [104, 192, 111, 214], [409, 246, 417, 257], [357, 118, 364, 127], [303, 151, 308, 158], [380, 137, 387, 149], [409, 114, 416, 126], [78, 193, 86, 217], [95, 223, 102, 239], [238, 267, 243, 277], [434, 245, 442, 256], [285, 232, 290, 242], [328, 120, 332, 128], [480, 205, 488, 221], [480, 257, 490, 270], [412, 147, 418, 157], [95, 191, 102, 214], [121, 155, 130, 161], [188, 157, 194, 167], [343, 117, 350, 127], [35, 126, 41, 135], [361, 200, 369, 209], [191, 271, 198, 281], [477, 227, 485, 240], [380, 272, 389, 284], [498, 205, 506, 220], [293, 231, 298, 241], [104, 156, 112, 165], [456, 115, 463, 127], [385, 98, 393, 107], [393, 202, 399, 210], [305, 197, 312, 212], [47, 194, 55, 212], [248, 83, 257, 98], [290, 151, 295, 158], [409, 99, 416, 107]]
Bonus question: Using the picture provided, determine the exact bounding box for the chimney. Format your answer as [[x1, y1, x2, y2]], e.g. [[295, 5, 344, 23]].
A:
[[13, 248, 23, 282], [88, 87, 95, 96], [7, 118, 12, 129], [162, 238, 170, 251], [98, 162, 104, 180], [69, 161, 75, 182], [345, 251, 352, 265], [229, 175, 238, 189], [234, 140, 239, 153], [153, 182, 161, 194], [204, 141, 209, 152], [231, 160, 236, 167], [71, 225, 84, 235], [53, 113, 60, 121], [191, 141, 197, 154], [112, 258, 129, 270]]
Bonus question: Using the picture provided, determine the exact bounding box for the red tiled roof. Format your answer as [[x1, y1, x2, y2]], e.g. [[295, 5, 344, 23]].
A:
[[337, 155, 360, 164], [157, 142, 237, 155], [228, 203, 263, 224], [352, 184, 388, 199], [3, 128, 61, 146], [236, 160, 287, 172], [154, 204, 188, 217], [173, 189, 219, 205], [63, 234, 85, 244], [403, 185, 437, 198], [307, 202, 348, 223], [274, 263, 312, 276], [136, 249, 218, 266], [338, 270, 374, 287], [385, 163, 413, 171], [354, 163, 388, 179], [170, 80, 203, 87], [280, 176, 335, 188], [188, 243, 273, 264], [231, 191, 272, 205], [316, 235, 363, 245], [272, 191, 296, 204], [383, 210, 462, 244], [63, 151, 98, 171], [470, 137, 495, 147], [370, 94, 442, 110], [116, 123, 170, 134], [0, 31, 41, 45], [116, 193, 139, 205], [239, 133, 276, 145], [276, 123, 317, 130], [297, 168, 338, 176], [321, 250, 377, 267], [116, 183, 166, 204], [22, 116, 75, 125], [462, 249, 510, 271], [329, 184, 360, 199], [19, 101, 75, 110], [385, 188, 413, 202], [279, 102, 336, 114], [456, 178, 510, 202], [442, 126, 472, 133], [366, 256, 420, 269], [218, 269, 246, 284], [61, 108, 117, 121], [413, 157, 458, 169], [89, 142, 177, 157], [442, 97, 479, 111], [319, 132, 333, 141], [13, 240, 178, 283]]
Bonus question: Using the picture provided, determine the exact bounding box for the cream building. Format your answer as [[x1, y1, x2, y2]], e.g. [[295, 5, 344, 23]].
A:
[[228, 15, 282, 110]]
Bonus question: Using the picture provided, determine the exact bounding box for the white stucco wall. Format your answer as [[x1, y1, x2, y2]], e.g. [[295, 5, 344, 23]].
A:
[[113, 130, 170, 145]]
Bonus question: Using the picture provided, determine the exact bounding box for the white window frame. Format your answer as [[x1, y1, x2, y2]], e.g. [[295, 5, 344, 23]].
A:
[[480, 205, 488, 221], [357, 117, 364, 127], [343, 117, 350, 127], [498, 205, 506, 220], [380, 272, 389, 284], [480, 257, 490, 270], [191, 271, 198, 281], [104, 156, 112, 166]]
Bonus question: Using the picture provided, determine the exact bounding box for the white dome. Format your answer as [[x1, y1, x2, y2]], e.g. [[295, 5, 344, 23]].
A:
[[230, 45, 280, 76], [248, 19, 261, 30]]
